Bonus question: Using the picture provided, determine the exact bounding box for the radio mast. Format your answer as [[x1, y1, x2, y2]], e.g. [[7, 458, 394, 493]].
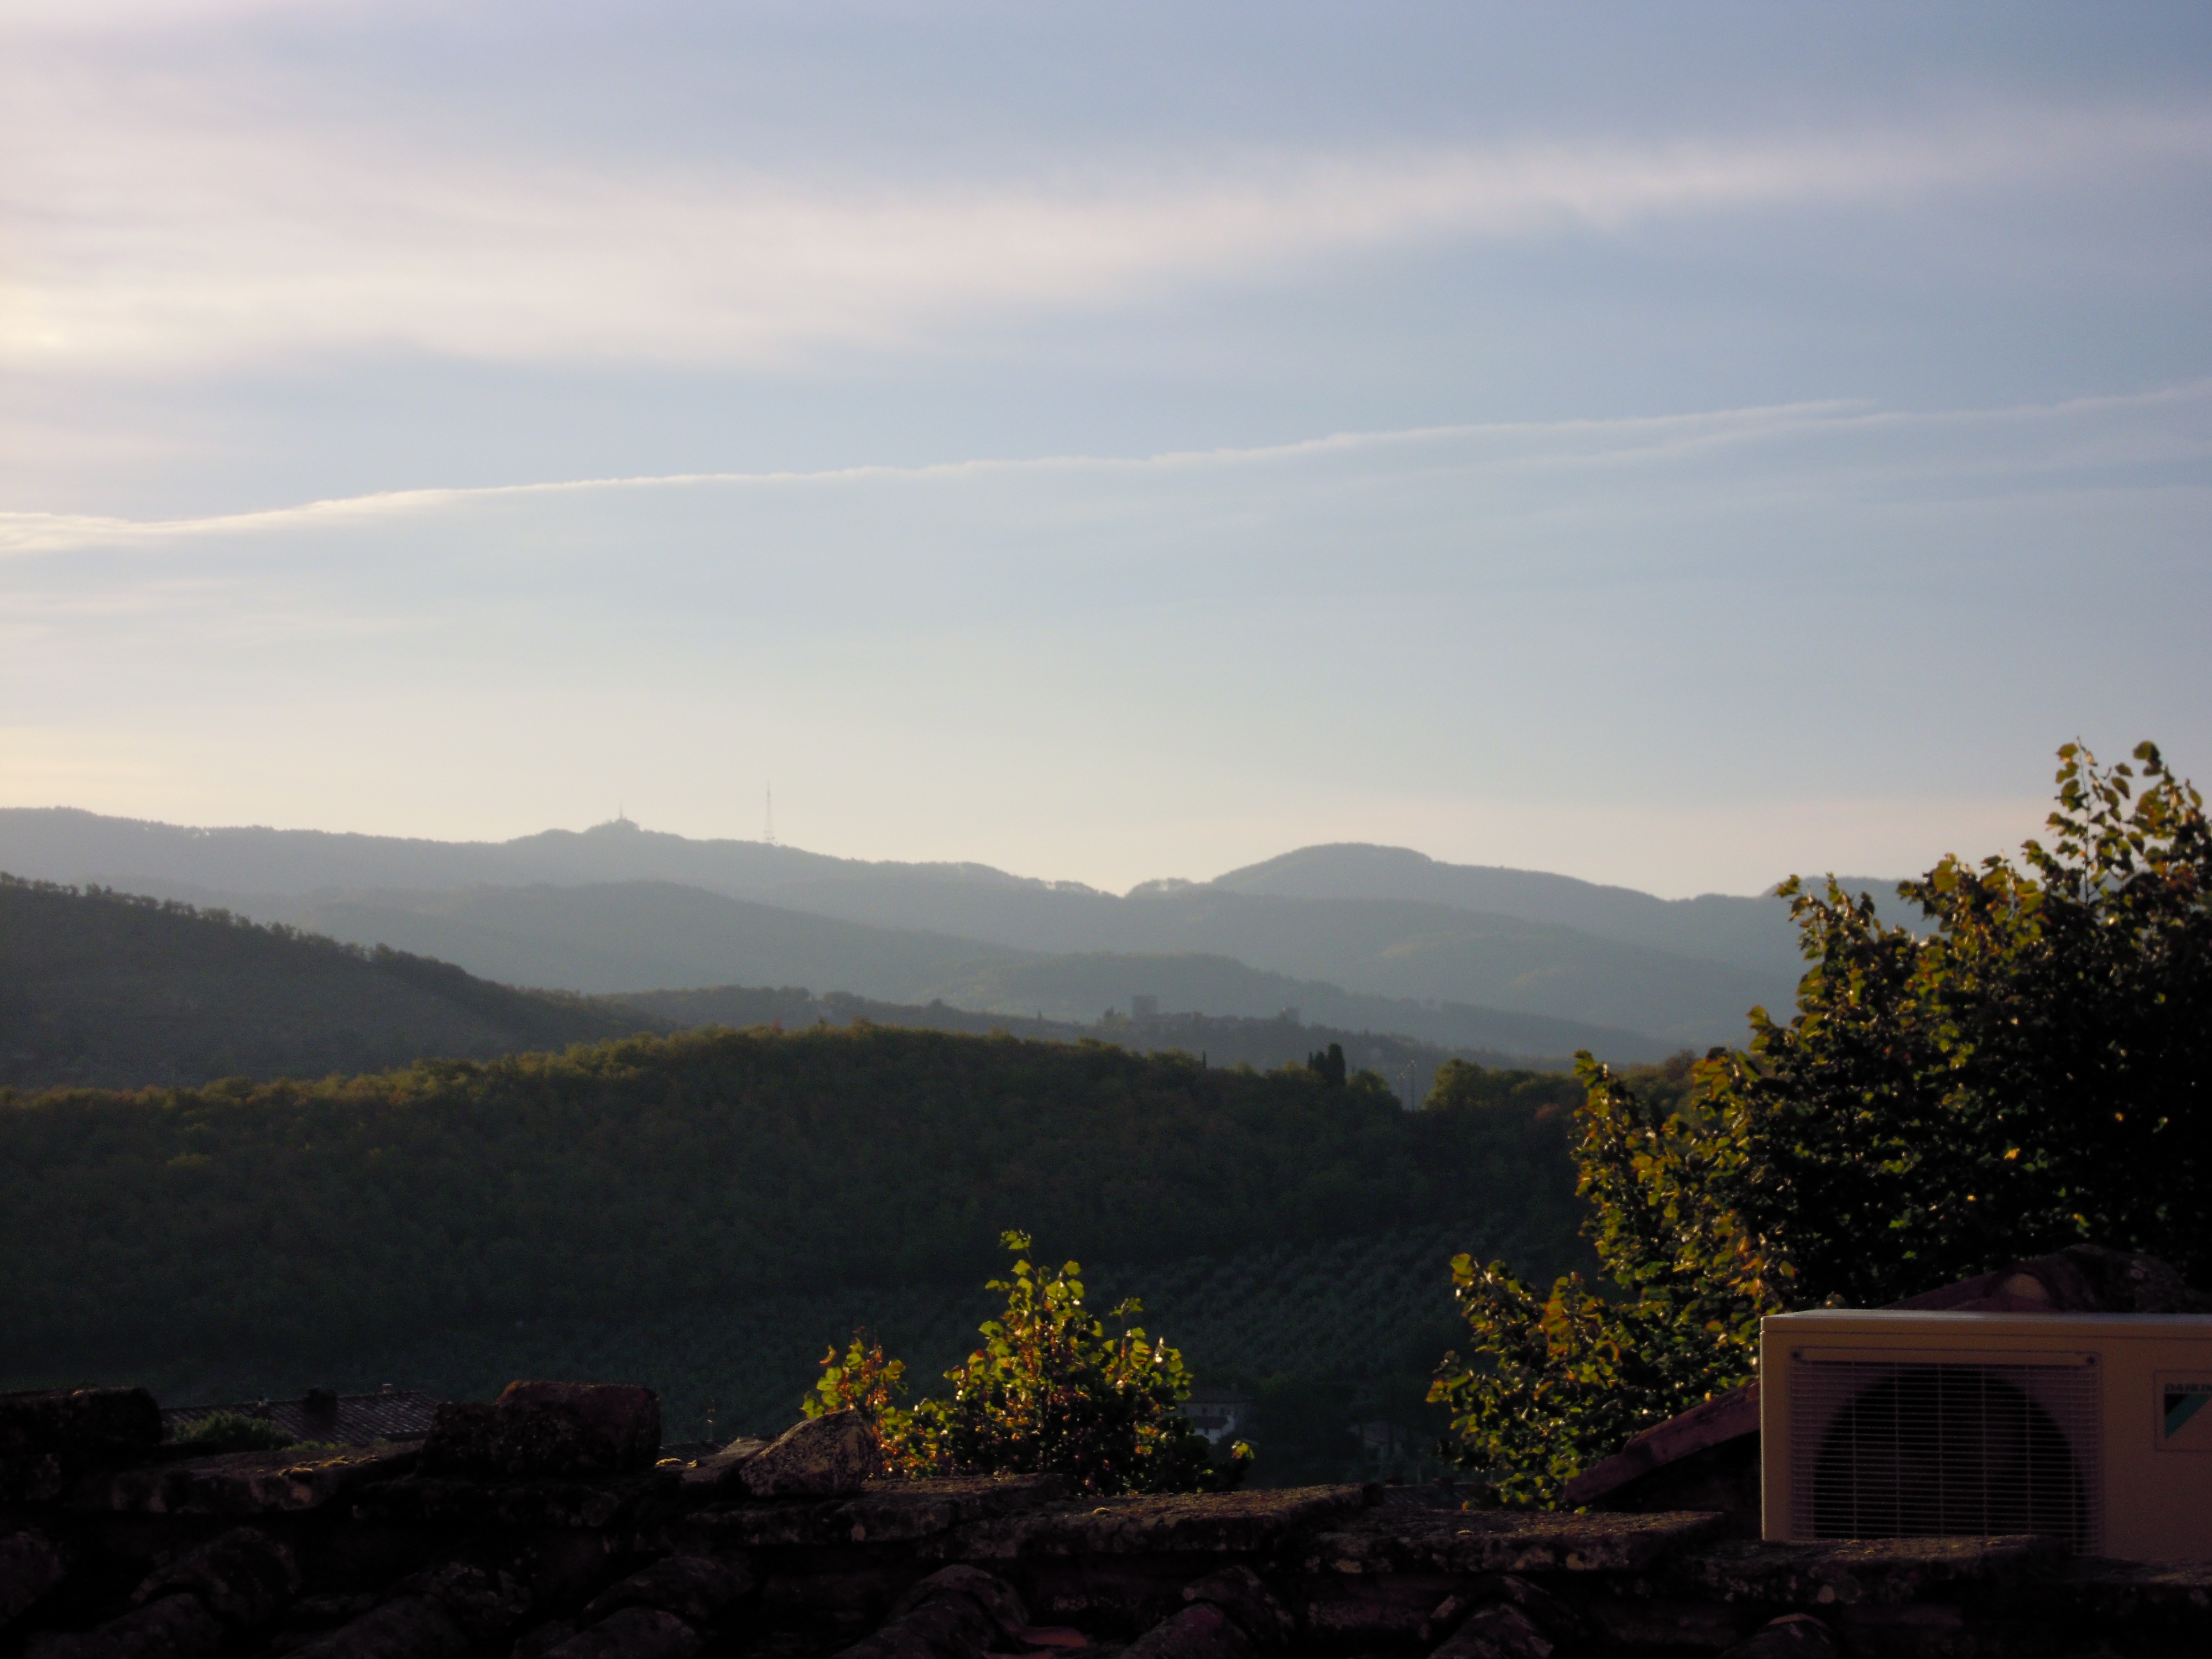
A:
[[764, 786, 776, 847]]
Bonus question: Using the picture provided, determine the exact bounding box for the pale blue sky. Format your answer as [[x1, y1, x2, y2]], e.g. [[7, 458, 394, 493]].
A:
[[3, 2, 2209, 894]]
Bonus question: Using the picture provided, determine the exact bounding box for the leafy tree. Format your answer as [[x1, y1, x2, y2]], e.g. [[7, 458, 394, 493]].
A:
[[1422, 1056, 1588, 1117], [1425, 1071, 1768, 1506], [1432, 742, 2212, 1504], [1307, 1042, 1347, 1087], [815, 1232, 1251, 1494]]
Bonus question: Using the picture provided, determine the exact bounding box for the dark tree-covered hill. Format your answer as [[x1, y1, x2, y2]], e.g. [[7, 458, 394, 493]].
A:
[[0, 875, 666, 1089], [0, 1022, 1585, 1377]]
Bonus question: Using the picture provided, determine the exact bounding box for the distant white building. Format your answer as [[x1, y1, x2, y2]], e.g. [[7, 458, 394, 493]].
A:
[[1180, 1391, 1254, 1444]]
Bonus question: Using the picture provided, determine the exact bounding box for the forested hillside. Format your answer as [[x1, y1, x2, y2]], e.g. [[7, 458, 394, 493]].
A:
[[0, 875, 664, 1089], [0, 1024, 1586, 1383], [627, 984, 1543, 1092]]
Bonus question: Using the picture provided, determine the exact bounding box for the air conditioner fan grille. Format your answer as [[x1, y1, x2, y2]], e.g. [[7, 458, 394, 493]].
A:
[[1790, 1358, 2102, 1551]]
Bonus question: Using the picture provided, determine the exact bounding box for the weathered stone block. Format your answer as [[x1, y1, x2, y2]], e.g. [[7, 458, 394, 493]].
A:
[[1181, 1567, 1293, 1655], [1428, 1601, 1551, 1659], [1124, 1603, 1259, 1659], [28, 1590, 227, 1659], [759, 1563, 907, 1630], [513, 1619, 580, 1659], [545, 1606, 702, 1659], [1421, 1592, 1476, 1646], [421, 1384, 660, 1481], [132, 1526, 300, 1625], [1297, 1508, 1726, 1577], [1297, 1580, 1438, 1644], [72, 1443, 417, 1516], [415, 1402, 498, 1473], [889, 1565, 1029, 1642], [580, 1556, 754, 1627], [833, 1592, 999, 1659], [0, 1455, 65, 1504], [0, 1389, 162, 1463], [1717, 1613, 1839, 1658], [351, 1469, 673, 1531], [285, 1566, 526, 1659], [404, 1562, 533, 1644], [285, 1595, 471, 1659], [672, 1474, 1066, 1553], [288, 1593, 381, 1628], [518, 1532, 622, 1612], [2051, 1556, 2212, 1643], [515, 1628, 580, 1659], [1825, 1600, 1979, 1658], [945, 1486, 1370, 1561], [742, 1412, 884, 1499], [1578, 1598, 1755, 1653], [677, 1437, 769, 1496], [1681, 1535, 2062, 1609], [0, 1530, 66, 1627]]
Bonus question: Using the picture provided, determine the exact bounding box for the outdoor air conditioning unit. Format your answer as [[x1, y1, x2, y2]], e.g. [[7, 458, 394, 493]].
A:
[[1761, 1310, 2212, 1561]]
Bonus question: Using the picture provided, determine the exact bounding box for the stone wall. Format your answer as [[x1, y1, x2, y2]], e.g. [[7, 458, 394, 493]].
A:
[[5, 1383, 2210, 1659]]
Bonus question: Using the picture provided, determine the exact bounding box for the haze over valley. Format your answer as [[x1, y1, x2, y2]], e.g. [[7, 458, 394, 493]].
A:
[[0, 807, 1881, 1063]]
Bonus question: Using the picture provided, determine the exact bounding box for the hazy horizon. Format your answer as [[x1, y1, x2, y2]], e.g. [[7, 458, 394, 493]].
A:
[[9, 801, 1905, 904], [5, 3, 2206, 897]]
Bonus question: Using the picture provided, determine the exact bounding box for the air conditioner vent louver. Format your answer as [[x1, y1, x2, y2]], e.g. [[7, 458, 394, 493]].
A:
[[1788, 1356, 2103, 1552], [1765, 1311, 2212, 1561]]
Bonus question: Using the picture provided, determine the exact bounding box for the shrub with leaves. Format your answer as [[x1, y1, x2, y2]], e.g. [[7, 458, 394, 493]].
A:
[[1432, 741, 2212, 1504], [807, 1232, 1250, 1494], [166, 1410, 298, 1454], [802, 1329, 922, 1470]]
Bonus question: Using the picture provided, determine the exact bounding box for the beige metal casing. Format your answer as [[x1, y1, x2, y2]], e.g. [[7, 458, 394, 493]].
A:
[[1761, 1309, 2212, 1561]]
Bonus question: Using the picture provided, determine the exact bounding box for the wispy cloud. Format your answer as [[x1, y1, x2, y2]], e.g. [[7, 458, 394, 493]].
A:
[[3, 377, 2203, 892], [6, 58, 2205, 374], [8, 382, 2205, 557]]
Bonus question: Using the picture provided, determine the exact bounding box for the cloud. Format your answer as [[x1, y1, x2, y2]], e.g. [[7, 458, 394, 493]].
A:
[[7, 380, 2205, 559], [2, 380, 2203, 893], [6, 50, 2206, 375]]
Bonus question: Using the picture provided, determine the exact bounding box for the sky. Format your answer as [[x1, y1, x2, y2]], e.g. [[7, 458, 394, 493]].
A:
[[3, 2, 2209, 898]]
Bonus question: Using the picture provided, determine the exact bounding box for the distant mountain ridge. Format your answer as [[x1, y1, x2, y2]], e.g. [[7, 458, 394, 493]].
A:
[[0, 875, 667, 1091], [1209, 843, 1873, 979], [0, 807, 1902, 1049], [0, 871, 1609, 1092], [242, 883, 1671, 1061]]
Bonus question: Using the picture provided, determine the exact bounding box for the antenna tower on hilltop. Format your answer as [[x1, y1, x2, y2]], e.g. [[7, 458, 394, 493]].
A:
[[764, 786, 776, 847]]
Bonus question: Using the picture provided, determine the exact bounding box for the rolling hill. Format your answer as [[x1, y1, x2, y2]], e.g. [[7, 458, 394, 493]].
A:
[[0, 1022, 1587, 1377], [621, 987, 1551, 1101], [1206, 843, 1842, 978], [0, 869, 1591, 1090], [0, 875, 667, 1090], [0, 809, 1856, 1046], [229, 882, 1673, 1060]]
